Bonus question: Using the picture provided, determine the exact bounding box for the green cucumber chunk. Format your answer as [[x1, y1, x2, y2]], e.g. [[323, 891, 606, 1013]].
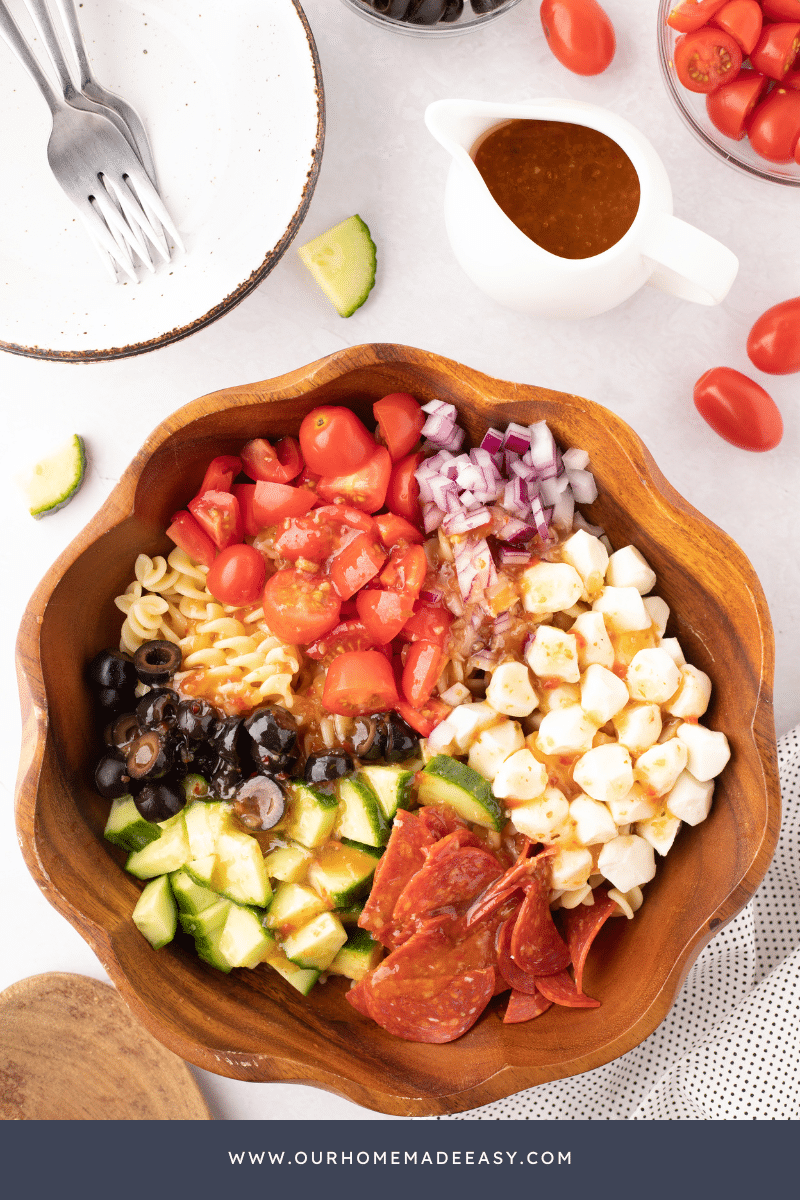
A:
[[418, 755, 503, 831], [169, 868, 220, 916], [358, 764, 413, 820], [297, 215, 377, 318], [211, 830, 271, 908], [184, 799, 233, 859], [179, 898, 231, 940], [334, 776, 389, 848], [104, 795, 161, 853], [25, 433, 86, 518], [284, 782, 339, 849], [219, 904, 275, 970], [265, 882, 327, 935], [282, 911, 348, 972], [334, 901, 365, 926], [263, 841, 313, 884], [265, 948, 320, 996], [328, 928, 383, 982], [307, 840, 381, 908], [125, 811, 190, 878], [132, 875, 177, 950]]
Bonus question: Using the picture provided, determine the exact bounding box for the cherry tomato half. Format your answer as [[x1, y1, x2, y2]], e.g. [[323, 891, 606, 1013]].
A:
[[667, 0, 728, 33], [539, 0, 616, 76], [305, 619, 377, 664], [231, 483, 260, 538], [166, 510, 217, 569], [356, 588, 416, 645], [274, 515, 336, 563], [402, 640, 446, 709], [262, 568, 341, 644], [329, 532, 387, 601], [747, 87, 800, 160], [316, 446, 392, 513], [713, 0, 762, 56], [385, 451, 424, 527], [252, 481, 317, 526], [373, 393, 425, 461], [750, 22, 800, 81], [379, 545, 427, 598], [207, 544, 266, 606], [675, 28, 743, 93], [693, 367, 783, 451], [747, 296, 800, 374], [401, 601, 452, 648], [706, 68, 768, 139], [375, 512, 425, 548], [322, 650, 400, 716], [200, 455, 241, 495], [395, 697, 451, 738], [188, 490, 243, 550], [241, 436, 303, 484], [299, 407, 376, 476]]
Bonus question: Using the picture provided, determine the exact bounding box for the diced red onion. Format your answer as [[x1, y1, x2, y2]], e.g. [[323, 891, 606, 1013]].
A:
[[562, 447, 590, 471], [528, 421, 558, 472], [421, 399, 454, 416], [419, 588, 443, 604], [539, 473, 570, 506], [493, 610, 514, 634], [499, 547, 531, 565], [530, 495, 550, 540], [455, 462, 484, 492], [480, 428, 504, 455], [497, 517, 537, 543], [471, 652, 497, 672], [502, 422, 532, 454], [422, 502, 444, 534], [566, 468, 598, 504], [551, 488, 575, 529], [443, 508, 491, 535], [429, 475, 457, 510]]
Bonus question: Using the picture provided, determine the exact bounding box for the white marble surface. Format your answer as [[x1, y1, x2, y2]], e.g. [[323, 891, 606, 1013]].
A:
[[1, 0, 798, 1121]]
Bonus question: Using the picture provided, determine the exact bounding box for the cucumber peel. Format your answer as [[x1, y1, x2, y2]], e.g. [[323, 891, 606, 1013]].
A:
[[297, 215, 376, 317], [24, 434, 86, 518]]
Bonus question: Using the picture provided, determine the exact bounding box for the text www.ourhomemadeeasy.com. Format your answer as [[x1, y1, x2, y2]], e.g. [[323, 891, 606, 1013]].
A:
[[228, 1150, 571, 1166]]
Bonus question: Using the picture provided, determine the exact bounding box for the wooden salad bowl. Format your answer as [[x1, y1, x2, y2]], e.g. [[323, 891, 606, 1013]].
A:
[[15, 343, 780, 1116]]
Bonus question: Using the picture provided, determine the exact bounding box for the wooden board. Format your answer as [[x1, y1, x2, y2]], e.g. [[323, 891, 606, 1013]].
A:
[[0, 973, 211, 1121]]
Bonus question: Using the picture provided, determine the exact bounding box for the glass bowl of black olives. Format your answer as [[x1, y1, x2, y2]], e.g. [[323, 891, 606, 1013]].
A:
[[340, 0, 521, 36]]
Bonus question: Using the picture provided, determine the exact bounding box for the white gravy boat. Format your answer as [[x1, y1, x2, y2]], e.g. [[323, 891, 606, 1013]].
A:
[[425, 98, 739, 320]]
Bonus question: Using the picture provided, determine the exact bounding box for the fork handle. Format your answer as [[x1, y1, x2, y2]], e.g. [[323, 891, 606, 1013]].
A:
[[23, 0, 78, 100], [51, 0, 91, 89], [0, 0, 61, 115]]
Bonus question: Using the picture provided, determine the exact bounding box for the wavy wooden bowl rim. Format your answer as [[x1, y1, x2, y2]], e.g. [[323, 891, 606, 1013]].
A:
[[14, 343, 780, 1115]]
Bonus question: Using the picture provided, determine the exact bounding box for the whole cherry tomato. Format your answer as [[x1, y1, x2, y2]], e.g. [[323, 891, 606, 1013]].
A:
[[539, 0, 615, 76], [299, 406, 376, 476], [207, 544, 266, 607], [693, 367, 783, 451], [667, 0, 728, 33], [675, 28, 743, 93], [706, 68, 768, 139], [747, 87, 800, 160], [712, 0, 762, 56], [747, 296, 800, 374], [750, 22, 800, 81]]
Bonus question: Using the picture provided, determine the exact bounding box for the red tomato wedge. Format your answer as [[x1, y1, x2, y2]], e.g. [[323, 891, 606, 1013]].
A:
[[706, 68, 768, 138], [747, 87, 800, 160], [764, 0, 800, 16], [747, 295, 800, 374], [712, 0, 762, 55], [329, 532, 387, 600], [206, 544, 266, 607], [395, 697, 451, 738], [166, 510, 217, 569], [200, 455, 241, 495], [241, 436, 303, 484], [693, 367, 783, 451], [379, 544, 427, 597], [274, 515, 336, 563], [299, 407, 376, 476], [316, 446, 392, 513], [385, 451, 424, 527], [667, 0, 728, 32], [252, 481, 316, 526], [401, 601, 452, 647], [539, 0, 616, 76], [373, 393, 425, 461], [231, 483, 260, 538], [675, 28, 743, 92], [750, 22, 800, 81], [188, 490, 242, 550], [312, 505, 378, 536], [402, 640, 445, 708], [261, 568, 341, 644], [322, 650, 400, 716], [305, 619, 378, 664], [356, 588, 416, 644], [375, 512, 424, 548]]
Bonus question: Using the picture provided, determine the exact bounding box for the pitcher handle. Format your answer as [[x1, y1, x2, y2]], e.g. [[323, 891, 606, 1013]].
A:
[[641, 212, 738, 306]]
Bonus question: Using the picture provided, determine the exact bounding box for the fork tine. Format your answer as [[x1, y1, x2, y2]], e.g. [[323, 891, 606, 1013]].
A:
[[123, 163, 184, 252], [72, 193, 138, 278], [94, 177, 156, 271], [103, 173, 170, 264]]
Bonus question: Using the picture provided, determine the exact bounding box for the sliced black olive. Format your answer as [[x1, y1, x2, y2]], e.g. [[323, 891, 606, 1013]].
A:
[[244, 706, 298, 760], [384, 711, 420, 762], [232, 776, 286, 831], [126, 730, 171, 780], [350, 715, 386, 761], [176, 697, 218, 740], [133, 639, 182, 686], [304, 750, 353, 785], [88, 649, 136, 692], [166, 730, 193, 769], [209, 716, 243, 760], [135, 781, 186, 823], [96, 686, 134, 711], [104, 712, 140, 752], [188, 741, 219, 779], [95, 752, 132, 799], [136, 688, 179, 733], [211, 757, 243, 801]]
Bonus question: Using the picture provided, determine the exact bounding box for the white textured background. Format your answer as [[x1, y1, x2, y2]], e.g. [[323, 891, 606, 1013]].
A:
[[1, 0, 798, 1120]]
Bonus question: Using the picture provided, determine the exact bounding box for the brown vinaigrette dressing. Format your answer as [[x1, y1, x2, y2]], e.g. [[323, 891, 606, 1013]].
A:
[[473, 119, 641, 260]]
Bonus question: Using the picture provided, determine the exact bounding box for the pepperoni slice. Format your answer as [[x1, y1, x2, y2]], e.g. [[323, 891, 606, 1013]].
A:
[[417, 804, 468, 840], [503, 989, 553, 1024], [391, 829, 504, 944], [360, 920, 496, 1043], [466, 846, 554, 928], [534, 969, 600, 1009], [345, 978, 371, 1018], [357, 810, 436, 947], [496, 913, 540, 994], [509, 873, 571, 976], [561, 888, 618, 994]]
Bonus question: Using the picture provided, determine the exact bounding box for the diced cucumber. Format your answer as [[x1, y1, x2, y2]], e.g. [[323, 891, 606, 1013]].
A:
[[125, 811, 190, 878], [179, 898, 231, 940], [263, 841, 313, 884], [104, 795, 161, 853], [328, 928, 383, 981], [265, 882, 327, 935], [297, 214, 377, 318], [282, 912, 348, 972], [184, 799, 233, 859], [132, 875, 177, 950], [169, 869, 219, 915], [219, 904, 275, 970], [284, 782, 339, 849], [334, 901, 365, 926], [418, 755, 504, 831], [307, 840, 381, 907], [24, 433, 86, 518], [212, 830, 271, 908], [358, 764, 413, 821], [334, 776, 389, 848], [185, 854, 217, 888], [264, 947, 320, 996]]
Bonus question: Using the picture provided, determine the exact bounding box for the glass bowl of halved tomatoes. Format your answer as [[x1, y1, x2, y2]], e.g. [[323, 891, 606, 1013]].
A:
[[658, 0, 800, 186]]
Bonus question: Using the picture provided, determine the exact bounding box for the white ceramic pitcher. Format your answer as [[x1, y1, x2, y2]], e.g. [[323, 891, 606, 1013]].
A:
[[425, 98, 739, 320]]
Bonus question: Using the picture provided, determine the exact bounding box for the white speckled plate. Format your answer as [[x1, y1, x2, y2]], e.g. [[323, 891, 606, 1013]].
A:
[[0, 0, 323, 361]]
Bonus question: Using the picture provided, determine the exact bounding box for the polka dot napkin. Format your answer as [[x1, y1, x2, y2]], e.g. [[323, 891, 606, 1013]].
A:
[[438, 728, 800, 1120]]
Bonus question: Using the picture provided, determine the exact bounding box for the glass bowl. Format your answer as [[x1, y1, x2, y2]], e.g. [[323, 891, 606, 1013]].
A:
[[657, 0, 800, 187], [340, 0, 521, 37]]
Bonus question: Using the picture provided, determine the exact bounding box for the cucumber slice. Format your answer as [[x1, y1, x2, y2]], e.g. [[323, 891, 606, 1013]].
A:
[[179, 898, 231, 940], [328, 928, 383, 982], [219, 905, 275, 970], [125, 812, 190, 878], [24, 434, 86, 518], [263, 841, 313, 884], [264, 947, 320, 996], [169, 869, 220, 915], [307, 839, 381, 908], [297, 215, 377, 317], [358, 764, 414, 820], [212, 830, 271, 908], [265, 882, 327, 935], [132, 875, 177, 950], [104, 795, 161, 853], [418, 755, 504, 831], [334, 776, 389, 848], [284, 782, 339, 849], [184, 799, 234, 859], [282, 911, 348, 972]]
